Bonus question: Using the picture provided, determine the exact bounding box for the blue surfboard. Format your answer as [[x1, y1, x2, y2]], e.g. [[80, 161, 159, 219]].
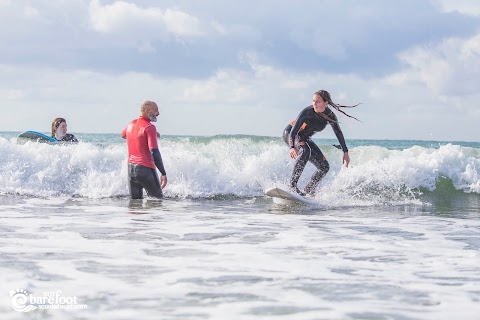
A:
[[17, 131, 58, 144]]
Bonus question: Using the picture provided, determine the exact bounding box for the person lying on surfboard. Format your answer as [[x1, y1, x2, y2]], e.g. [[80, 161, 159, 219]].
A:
[[283, 90, 360, 196], [51, 117, 78, 142]]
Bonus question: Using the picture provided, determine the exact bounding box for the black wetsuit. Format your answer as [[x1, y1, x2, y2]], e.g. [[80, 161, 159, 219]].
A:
[[283, 106, 348, 195], [56, 134, 78, 143], [128, 161, 164, 199]]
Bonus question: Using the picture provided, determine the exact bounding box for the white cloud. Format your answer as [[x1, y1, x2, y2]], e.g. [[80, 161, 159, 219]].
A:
[[1, 1, 479, 142], [289, 28, 348, 60], [285, 2, 387, 61], [227, 53, 312, 106], [88, 0, 205, 37], [0, 89, 24, 100], [462, 32, 480, 55], [179, 69, 254, 104], [395, 32, 480, 96], [24, 6, 40, 18], [1, 53, 479, 142], [281, 79, 309, 90], [162, 8, 203, 36], [433, 0, 480, 16]]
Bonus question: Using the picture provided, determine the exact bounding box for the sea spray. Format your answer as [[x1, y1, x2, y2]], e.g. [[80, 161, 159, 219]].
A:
[[0, 136, 478, 206]]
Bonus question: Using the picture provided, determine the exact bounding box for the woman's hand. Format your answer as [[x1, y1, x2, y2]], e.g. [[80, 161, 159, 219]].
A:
[[343, 152, 350, 168], [290, 148, 298, 159], [290, 141, 305, 159]]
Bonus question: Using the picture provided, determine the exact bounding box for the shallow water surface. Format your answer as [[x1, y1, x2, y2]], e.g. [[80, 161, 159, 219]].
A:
[[1, 196, 479, 319]]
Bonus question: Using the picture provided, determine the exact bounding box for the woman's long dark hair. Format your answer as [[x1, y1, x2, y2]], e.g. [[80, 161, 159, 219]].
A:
[[51, 117, 66, 137], [315, 90, 361, 122]]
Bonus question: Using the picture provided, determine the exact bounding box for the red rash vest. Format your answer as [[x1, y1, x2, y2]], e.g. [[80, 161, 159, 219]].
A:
[[121, 116, 158, 169]]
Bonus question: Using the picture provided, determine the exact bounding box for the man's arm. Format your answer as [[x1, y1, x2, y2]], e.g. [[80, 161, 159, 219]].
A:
[[151, 149, 166, 176], [146, 125, 167, 175]]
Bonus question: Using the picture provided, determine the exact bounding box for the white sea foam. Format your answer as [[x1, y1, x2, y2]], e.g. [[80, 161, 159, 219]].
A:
[[1, 135, 479, 320], [0, 137, 478, 203], [0, 200, 479, 319]]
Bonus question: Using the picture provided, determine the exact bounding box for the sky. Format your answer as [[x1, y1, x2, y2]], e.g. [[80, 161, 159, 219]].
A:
[[1, 0, 480, 142]]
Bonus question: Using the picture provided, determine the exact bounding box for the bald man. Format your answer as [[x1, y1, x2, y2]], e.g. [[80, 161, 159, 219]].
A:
[[121, 101, 168, 199]]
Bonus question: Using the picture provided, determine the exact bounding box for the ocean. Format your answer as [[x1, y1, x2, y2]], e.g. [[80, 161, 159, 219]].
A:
[[0, 132, 479, 319]]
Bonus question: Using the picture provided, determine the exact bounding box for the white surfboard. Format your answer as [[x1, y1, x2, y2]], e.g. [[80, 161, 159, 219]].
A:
[[265, 187, 317, 205]]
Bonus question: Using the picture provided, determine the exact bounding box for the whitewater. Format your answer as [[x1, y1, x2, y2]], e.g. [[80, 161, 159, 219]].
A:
[[1, 133, 479, 200], [1, 132, 479, 319]]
